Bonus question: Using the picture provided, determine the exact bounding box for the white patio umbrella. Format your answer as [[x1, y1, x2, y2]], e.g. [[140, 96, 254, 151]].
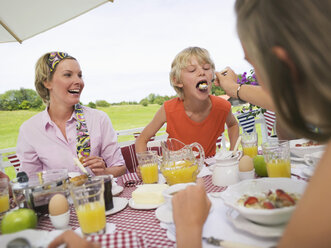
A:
[[0, 0, 113, 44]]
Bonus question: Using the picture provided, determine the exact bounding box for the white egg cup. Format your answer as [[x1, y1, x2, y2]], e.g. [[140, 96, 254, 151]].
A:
[[49, 210, 70, 229], [239, 169, 255, 181]]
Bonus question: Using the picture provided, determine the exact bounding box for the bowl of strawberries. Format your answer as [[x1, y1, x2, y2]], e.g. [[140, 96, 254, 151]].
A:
[[220, 178, 307, 225]]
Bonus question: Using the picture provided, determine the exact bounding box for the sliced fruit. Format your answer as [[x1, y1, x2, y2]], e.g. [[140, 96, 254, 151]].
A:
[[263, 201, 275, 209], [276, 189, 295, 206], [244, 196, 258, 206]]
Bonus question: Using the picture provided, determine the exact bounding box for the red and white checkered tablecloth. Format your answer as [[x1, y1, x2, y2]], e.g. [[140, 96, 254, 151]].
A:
[[36, 175, 226, 248], [87, 231, 146, 248]]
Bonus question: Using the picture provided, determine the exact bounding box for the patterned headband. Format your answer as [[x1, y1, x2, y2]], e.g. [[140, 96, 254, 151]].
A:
[[47, 52, 69, 72]]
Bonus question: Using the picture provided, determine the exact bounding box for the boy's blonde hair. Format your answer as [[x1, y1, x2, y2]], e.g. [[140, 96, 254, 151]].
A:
[[169, 47, 215, 99]]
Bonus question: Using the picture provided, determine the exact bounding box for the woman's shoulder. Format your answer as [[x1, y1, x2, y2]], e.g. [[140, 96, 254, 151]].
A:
[[82, 106, 112, 127], [82, 106, 108, 118], [20, 109, 47, 130]]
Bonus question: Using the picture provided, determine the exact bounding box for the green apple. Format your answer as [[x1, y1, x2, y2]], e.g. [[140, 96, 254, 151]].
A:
[[253, 155, 268, 177], [1, 208, 37, 234]]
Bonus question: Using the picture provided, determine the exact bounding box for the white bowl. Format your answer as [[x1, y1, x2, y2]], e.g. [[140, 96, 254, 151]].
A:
[[162, 183, 196, 210], [220, 178, 307, 225], [290, 138, 326, 158]]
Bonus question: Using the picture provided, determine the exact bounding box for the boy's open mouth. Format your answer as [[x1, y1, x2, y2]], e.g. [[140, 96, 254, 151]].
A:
[[196, 80, 208, 92]]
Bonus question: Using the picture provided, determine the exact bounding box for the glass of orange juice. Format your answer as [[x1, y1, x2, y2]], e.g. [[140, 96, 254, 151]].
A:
[[0, 178, 10, 216], [241, 132, 258, 158], [137, 151, 159, 184], [70, 177, 106, 236], [262, 140, 291, 178]]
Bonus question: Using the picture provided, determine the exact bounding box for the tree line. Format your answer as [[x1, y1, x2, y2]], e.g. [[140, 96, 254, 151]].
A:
[[0, 85, 225, 111]]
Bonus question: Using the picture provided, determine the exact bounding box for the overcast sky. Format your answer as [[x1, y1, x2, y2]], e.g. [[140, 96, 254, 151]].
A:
[[0, 0, 252, 104]]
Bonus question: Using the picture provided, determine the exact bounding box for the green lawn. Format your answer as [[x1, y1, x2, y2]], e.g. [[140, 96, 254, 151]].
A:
[[0, 104, 263, 149]]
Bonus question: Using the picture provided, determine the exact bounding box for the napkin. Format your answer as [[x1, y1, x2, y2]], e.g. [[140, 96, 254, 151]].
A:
[[291, 163, 311, 181], [121, 172, 142, 187], [197, 164, 213, 178], [160, 197, 279, 247]]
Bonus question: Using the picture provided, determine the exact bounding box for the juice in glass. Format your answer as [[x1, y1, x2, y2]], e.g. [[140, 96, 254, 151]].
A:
[[262, 140, 291, 178], [161, 160, 198, 185], [0, 178, 9, 214], [266, 159, 291, 178], [70, 177, 106, 236], [241, 132, 258, 158], [243, 146, 258, 158], [140, 163, 158, 184], [0, 194, 9, 213], [76, 201, 106, 235]]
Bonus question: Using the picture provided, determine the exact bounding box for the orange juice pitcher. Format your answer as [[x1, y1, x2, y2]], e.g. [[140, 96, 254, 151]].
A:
[[160, 138, 205, 185]]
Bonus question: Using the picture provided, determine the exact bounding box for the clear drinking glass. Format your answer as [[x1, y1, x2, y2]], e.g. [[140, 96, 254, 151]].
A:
[[262, 140, 291, 178], [136, 151, 159, 184], [0, 178, 10, 216], [241, 132, 258, 158], [70, 177, 106, 236]]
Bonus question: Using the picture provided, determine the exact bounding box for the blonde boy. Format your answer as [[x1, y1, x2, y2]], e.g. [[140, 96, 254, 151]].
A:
[[135, 47, 239, 157]]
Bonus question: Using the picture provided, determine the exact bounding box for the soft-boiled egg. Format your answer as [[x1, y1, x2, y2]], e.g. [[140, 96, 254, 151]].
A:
[[49, 194, 69, 216], [239, 155, 254, 172]]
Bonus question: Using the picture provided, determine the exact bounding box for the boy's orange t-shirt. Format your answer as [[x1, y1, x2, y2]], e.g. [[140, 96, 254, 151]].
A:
[[164, 95, 231, 157]]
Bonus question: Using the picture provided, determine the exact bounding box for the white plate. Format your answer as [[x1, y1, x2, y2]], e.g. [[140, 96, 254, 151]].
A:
[[302, 167, 314, 177], [105, 197, 128, 215], [128, 198, 162, 210], [290, 138, 325, 158], [155, 204, 173, 223], [112, 185, 124, 196], [226, 209, 285, 238]]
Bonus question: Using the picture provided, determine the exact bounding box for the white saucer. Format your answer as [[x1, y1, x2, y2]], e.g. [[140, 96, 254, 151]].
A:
[[291, 156, 304, 162], [155, 204, 173, 223], [128, 198, 162, 210], [112, 185, 124, 196], [302, 167, 314, 177], [105, 197, 128, 215], [226, 209, 285, 238]]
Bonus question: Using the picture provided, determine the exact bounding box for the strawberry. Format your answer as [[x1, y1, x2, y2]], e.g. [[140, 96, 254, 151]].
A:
[[276, 189, 295, 206], [244, 196, 258, 206], [263, 201, 275, 209]]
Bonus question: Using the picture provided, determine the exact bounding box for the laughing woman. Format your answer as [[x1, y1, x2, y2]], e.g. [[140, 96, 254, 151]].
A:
[[16, 52, 126, 177]]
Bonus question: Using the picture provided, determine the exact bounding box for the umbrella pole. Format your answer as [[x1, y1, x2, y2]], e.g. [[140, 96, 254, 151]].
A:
[[0, 20, 22, 43]]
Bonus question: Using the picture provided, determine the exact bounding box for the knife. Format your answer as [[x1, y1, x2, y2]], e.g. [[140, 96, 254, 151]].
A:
[[203, 237, 268, 248]]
